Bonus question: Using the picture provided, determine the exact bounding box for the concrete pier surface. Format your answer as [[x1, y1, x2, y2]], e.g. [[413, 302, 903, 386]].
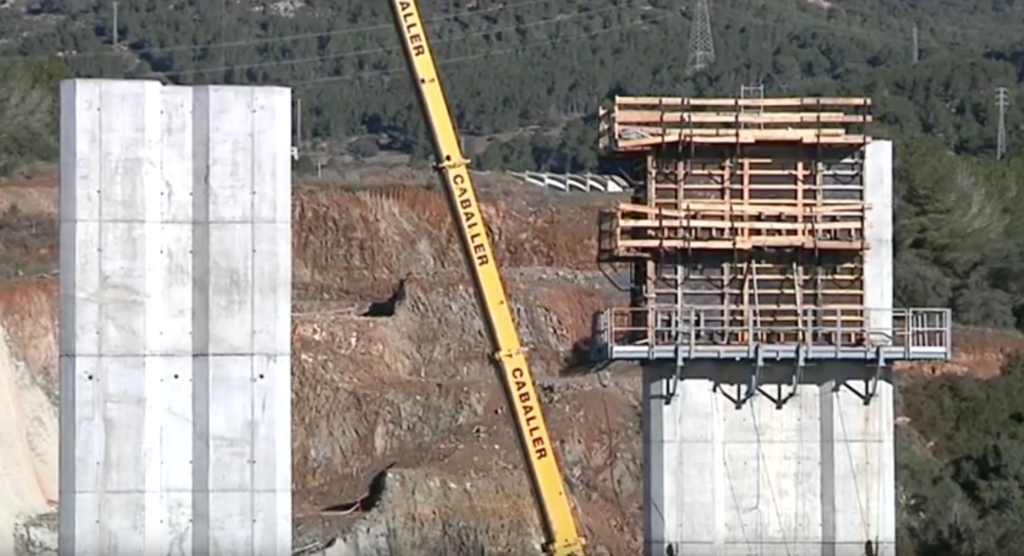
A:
[[58, 79, 292, 554], [643, 141, 898, 556], [643, 361, 896, 556]]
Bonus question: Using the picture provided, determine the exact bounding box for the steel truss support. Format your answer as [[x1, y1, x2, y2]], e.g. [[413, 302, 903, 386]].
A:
[[867, 346, 886, 403], [665, 344, 685, 404], [733, 344, 764, 409], [756, 343, 807, 410], [837, 346, 888, 405], [665, 313, 689, 404]]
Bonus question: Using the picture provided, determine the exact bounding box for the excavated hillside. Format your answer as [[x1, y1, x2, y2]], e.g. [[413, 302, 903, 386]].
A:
[[0, 170, 1022, 555], [0, 172, 644, 555]]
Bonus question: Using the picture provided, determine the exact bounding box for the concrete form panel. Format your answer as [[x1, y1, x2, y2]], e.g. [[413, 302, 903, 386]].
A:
[[196, 86, 257, 223], [644, 360, 895, 556], [59, 79, 292, 556], [864, 140, 894, 334], [253, 222, 292, 354], [202, 223, 255, 354]]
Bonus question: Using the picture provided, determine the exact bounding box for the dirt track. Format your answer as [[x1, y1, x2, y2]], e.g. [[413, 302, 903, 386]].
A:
[[0, 170, 1021, 554]]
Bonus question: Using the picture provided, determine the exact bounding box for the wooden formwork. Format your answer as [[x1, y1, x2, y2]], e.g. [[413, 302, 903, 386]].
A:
[[596, 99, 873, 346], [598, 144, 868, 256], [598, 96, 872, 153], [599, 201, 865, 253]]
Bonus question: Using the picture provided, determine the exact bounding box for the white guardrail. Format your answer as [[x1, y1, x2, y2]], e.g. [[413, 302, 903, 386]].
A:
[[497, 171, 630, 193]]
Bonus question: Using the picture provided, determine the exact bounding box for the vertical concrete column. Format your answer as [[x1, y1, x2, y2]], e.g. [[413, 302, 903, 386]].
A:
[[58, 80, 292, 555], [642, 366, 673, 556], [190, 85, 292, 555], [59, 79, 195, 554], [819, 140, 896, 556], [644, 362, 827, 556], [864, 140, 894, 338]]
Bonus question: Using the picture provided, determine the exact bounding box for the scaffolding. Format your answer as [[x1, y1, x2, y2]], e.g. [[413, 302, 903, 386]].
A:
[[593, 95, 952, 404]]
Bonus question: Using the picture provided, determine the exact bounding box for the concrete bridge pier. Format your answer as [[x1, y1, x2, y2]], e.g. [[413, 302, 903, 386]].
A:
[[58, 79, 293, 555], [643, 361, 896, 556]]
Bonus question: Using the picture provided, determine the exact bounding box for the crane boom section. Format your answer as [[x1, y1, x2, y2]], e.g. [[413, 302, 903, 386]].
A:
[[387, 2, 586, 555]]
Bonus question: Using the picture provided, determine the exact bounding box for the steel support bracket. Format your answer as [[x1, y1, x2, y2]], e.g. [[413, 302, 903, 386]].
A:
[[665, 342, 686, 404], [866, 346, 886, 403], [791, 343, 807, 400], [737, 343, 763, 409]]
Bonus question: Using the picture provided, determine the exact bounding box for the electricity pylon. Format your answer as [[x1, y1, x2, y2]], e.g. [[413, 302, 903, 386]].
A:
[[686, 0, 714, 74]]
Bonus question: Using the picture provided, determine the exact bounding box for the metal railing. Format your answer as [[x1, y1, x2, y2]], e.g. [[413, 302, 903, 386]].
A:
[[593, 305, 952, 361], [506, 171, 629, 193]]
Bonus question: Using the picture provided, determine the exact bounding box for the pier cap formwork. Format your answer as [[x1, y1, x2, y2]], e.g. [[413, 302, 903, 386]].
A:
[[592, 95, 951, 402]]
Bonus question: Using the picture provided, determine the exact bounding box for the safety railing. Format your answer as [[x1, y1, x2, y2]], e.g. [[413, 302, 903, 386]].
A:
[[592, 305, 952, 361], [507, 171, 629, 193]]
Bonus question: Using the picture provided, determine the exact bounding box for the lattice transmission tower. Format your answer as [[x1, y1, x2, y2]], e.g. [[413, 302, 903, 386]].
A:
[[686, 0, 715, 74], [997, 87, 1009, 160]]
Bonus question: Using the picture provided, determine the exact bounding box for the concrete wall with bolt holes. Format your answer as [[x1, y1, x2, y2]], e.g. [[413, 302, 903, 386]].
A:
[[58, 78, 292, 555]]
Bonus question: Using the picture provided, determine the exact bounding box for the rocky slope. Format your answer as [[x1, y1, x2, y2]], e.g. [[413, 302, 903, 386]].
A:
[[0, 169, 1022, 555], [0, 171, 646, 555]]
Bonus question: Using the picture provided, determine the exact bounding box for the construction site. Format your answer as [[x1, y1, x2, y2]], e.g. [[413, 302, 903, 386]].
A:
[[0, 10, 972, 556], [0, 78, 955, 556]]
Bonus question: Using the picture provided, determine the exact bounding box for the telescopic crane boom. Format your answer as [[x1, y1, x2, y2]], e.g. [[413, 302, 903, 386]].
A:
[[387, 2, 587, 555]]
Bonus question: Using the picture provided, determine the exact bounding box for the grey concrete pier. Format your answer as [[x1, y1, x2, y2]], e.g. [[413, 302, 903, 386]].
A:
[[58, 79, 292, 554], [594, 138, 952, 556]]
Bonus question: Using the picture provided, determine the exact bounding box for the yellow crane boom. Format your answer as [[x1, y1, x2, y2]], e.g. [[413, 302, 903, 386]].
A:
[[387, 1, 587, 555]]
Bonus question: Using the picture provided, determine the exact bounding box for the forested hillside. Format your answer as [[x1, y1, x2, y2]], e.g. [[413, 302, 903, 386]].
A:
[[3, 0, 1024, 553]]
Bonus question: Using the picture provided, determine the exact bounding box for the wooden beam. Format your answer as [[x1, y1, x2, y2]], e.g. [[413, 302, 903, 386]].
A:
[[620, 126, 851, 137], [615, 135, 872, 148], [616, 219, 863, 231], [614, 96, 872, 107], [612, 238, 866, 250], [617, 201, 868, 217], [615, 110, 872, 124]]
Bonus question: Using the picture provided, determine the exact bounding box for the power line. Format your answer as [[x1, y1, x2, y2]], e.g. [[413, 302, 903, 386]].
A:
[[291, 10, 678, 87], [1, 0, 1015, 93], [1, 0, 1013, 83], [0, 0, 560, 62], [162, 2, 630, 79], [5, 0, 1017, 68], [167, 3, 1005, 90]]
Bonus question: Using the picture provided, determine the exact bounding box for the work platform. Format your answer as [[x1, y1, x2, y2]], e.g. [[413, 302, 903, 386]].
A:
[[594, 95, 951, 556], [593, 305, 952, 362]]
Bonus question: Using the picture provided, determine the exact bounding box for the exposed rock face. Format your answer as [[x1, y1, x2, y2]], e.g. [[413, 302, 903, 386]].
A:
[[2, 173, 1013, 555], [0, 176, 643, 555], [13, 512, 57, 556]]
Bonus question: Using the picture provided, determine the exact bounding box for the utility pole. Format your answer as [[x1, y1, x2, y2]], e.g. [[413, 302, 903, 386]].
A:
[[686, 0, 715, 74], [997, 87, 1009, 160], [912, 22, 919, 64], [112, 0, 118, 46], [220, 0, 226, 69], [296, 97, 303, 149]]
